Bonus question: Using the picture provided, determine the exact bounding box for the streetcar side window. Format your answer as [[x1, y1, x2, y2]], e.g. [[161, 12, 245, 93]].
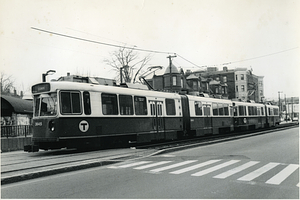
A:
[[238, 106, 246, 116], [248, 106, 252, 116], [257, 107, 261, 116], [203, 104, 211, 116], [34, 96, 40, 116], [218, 103, 224, 116], [274, 108, 279, 116], [212, 103, 218, 116], [102, 93, 118, 115], [119, 95, 133, 115], [194, 101, 203, 116], [134, 96, 147, 115], [261, 107, 264, 116], [224, 104, 229, 116], [83, 91, 91, 115], [166, 99, 176, 115], [61, 91, 81, 114]]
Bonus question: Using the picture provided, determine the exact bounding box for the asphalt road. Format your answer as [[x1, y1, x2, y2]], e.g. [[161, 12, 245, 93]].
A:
[[2, 127, 299, 199]]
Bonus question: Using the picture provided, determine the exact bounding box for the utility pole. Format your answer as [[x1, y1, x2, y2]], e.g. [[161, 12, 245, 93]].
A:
[[292, 97, 294, 121], [285, 94, 287, 122], [167, 54, 177, 92]]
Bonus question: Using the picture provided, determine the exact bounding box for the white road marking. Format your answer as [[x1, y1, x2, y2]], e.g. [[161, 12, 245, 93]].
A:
[[214, 161, 259, 179], [191, 160, 241, 177], [134, 161, 173, 170], [237, 162, 280, 181], [150, 160, 198, 173], [265, 164, 299, 185], [170, 160, 222, 174], [107, 161, 152, 169]]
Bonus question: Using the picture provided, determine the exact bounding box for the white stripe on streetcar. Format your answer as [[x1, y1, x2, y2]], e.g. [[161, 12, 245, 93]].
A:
[[150, 160, 198, 172], [108, 161, 152, 169], [170, 160, 222, 174], [213, 161, 259, 179], [191, 160, 241, 177], [265, 164, 299, 185], [134, 161, 173, 170], [237, 162, 280, 181]]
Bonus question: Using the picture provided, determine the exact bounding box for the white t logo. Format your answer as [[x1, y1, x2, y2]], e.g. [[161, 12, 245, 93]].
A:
[[79, 120, 89, 132]]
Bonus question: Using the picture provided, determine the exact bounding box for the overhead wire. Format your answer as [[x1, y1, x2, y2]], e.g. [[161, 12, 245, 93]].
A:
[[31, 27, 298, 70]]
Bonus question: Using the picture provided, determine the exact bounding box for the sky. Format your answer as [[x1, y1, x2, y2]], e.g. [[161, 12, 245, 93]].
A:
[[0, 0, 299, 100]]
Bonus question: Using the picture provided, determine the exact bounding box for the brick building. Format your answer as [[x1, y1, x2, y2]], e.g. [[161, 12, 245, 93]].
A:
[[193, 67, 264, 102], [147, 65, 264, 102]]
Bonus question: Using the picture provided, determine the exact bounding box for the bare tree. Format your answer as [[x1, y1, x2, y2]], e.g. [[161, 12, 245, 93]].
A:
[[104, 46, 152, 83], [0, 72, 15, 94]]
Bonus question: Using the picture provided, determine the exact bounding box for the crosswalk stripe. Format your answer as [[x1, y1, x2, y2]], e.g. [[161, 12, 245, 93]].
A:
[[108, 161, 152, 169], [237, 162, 280, 181], [150, 160, 198, 173], [170, 160, 222, 174], [191, 160, 241, 177], [265, 164, 299, 185], [134, 161, 173, 170], [213, 161, 260, 179]]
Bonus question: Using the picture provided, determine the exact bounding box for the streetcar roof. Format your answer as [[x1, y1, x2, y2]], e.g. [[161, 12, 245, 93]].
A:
[[32, 82, 182, 99]]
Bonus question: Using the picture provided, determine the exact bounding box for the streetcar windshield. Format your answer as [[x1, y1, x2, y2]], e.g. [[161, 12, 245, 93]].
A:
[[34, 93, 57, 117]]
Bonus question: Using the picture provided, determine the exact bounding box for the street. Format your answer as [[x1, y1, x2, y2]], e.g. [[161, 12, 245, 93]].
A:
[[1, 127, 299, 199]]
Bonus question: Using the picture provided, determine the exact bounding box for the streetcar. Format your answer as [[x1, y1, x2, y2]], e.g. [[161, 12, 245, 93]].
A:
[[24, 81, 280, 152]]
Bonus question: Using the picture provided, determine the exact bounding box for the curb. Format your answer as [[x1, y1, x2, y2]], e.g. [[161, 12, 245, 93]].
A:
[[1, 160, 119, 185]]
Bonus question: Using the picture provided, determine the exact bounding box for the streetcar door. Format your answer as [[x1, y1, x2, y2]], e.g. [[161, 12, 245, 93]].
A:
[[203, 103, 213, 134], [149, 100, 164, 137]]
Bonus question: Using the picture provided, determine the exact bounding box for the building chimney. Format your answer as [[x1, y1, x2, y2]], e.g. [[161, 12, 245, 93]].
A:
[[223, 66, 228, 72], [67, 72, 70, 76]]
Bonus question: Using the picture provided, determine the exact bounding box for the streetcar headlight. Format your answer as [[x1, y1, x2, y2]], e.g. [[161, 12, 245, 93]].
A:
[[49, 120, 55, 132]]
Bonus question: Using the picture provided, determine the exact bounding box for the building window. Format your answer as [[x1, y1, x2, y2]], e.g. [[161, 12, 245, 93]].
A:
[[215, 87, 219, 94], [241, 74, 244, 80], [172, 76, 177, 86], [236, 85, 238, 92], [193, 81, 197, 90], [260, 90, 263, 96], [181, 78, 183, 88], [236, 75, 238, 81], [223, 76, 227, 82], [241, 85, 245, 92]]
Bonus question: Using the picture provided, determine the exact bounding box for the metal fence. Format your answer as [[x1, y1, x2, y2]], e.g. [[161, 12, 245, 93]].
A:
[[1, 125, 33, 138]]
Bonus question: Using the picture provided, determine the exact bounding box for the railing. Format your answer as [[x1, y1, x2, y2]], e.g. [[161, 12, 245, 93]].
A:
[[1, 125, 33, 138]]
